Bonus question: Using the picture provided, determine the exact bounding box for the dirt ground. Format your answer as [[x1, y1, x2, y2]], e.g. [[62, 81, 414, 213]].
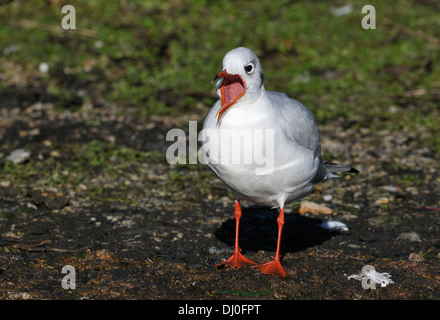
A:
[[0, 102, 439, 301]]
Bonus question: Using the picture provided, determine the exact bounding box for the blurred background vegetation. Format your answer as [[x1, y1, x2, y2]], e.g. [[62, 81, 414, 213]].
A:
[[0, 0, 439, 153]]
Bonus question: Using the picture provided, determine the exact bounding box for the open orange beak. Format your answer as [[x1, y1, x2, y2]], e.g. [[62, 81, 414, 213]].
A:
[[213, 70, 246, 122]]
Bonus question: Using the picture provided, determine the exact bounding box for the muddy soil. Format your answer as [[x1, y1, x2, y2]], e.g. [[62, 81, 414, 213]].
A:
[[0, 100, 439, 301]]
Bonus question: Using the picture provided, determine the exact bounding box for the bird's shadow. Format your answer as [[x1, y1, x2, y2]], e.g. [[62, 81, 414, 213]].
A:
[[214, 205, 339, 255]]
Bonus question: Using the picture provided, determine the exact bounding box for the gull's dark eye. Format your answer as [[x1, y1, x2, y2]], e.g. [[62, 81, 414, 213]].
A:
[[244, 63, 254, 74]]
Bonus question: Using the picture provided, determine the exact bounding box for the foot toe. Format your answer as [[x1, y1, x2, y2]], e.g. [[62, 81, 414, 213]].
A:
[[216, 252, 256, 269], [255, 260, 287, 278]]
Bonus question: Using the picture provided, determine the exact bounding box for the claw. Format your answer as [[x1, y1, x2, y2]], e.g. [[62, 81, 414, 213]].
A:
[[255, 259, 287, 278], [216, 251, 256, 269]]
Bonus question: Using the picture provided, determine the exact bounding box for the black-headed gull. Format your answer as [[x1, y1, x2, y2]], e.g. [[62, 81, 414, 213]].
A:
[[202, 47, 358, 277]]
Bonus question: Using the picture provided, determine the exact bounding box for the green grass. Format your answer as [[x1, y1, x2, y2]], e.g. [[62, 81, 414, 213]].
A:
[[0, 138, 216, 205], [0, 140, 159, 202], [0, 0, 439, 153]]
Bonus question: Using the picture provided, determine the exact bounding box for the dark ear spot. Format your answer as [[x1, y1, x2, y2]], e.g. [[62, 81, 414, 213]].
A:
[[259, 71, 264, 87]]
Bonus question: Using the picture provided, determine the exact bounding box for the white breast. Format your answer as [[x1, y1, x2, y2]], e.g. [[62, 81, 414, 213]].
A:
[[201, 93, 320, 208]]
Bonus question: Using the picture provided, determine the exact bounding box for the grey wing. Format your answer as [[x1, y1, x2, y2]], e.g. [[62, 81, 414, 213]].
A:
[[268, 92, 331, 183], [269, 92, 321, 157], [267, 92, 359, 183]]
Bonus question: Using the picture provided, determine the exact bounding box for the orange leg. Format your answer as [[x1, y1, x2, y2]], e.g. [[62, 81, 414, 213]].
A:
[[216, 201, 256, 269], [255, 207, 287, 278]]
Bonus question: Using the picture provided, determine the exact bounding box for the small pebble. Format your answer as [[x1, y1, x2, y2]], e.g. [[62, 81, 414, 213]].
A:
[[375, 197, 390, 205], [95, 249, 114, 260], [408, 252, 424, 262], [208, 246, 232, 255], [3, 44, 20, 56], [6, 149, 30, 164], [0, 181, 11, 187], [379, 185, 404, 194], [299, 201, 333, 215], [396, 232, 421, 242], [8, 292, 30, 300], [318, 220, 348, 231], [330, 4, 353, 16], [39, 62, 49, 73]]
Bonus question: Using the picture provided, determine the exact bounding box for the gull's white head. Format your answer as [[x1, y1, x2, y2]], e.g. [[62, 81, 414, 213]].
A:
[[213, 47, 264, 121]]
